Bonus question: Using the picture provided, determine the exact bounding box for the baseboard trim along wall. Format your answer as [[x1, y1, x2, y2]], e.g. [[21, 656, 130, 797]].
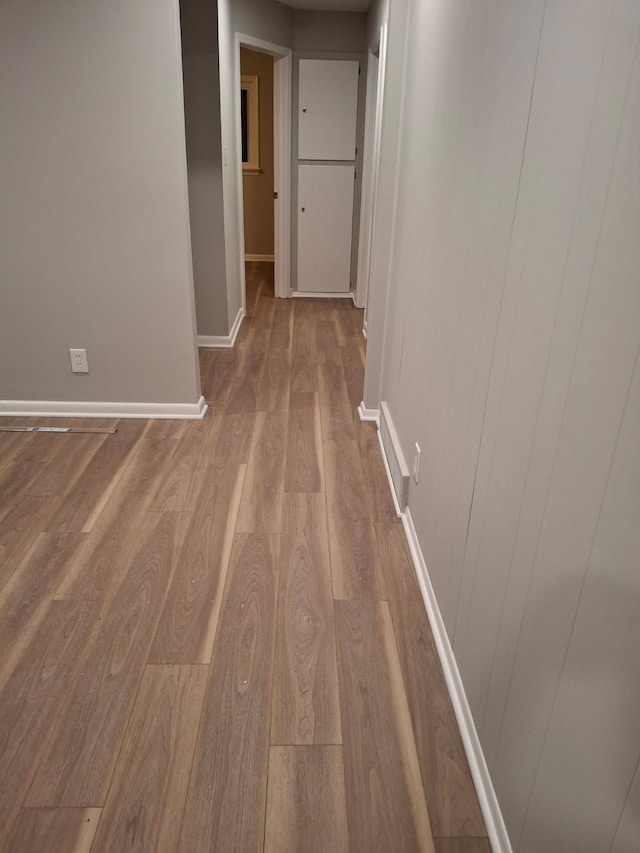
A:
[[0, 395, 208, 420], [372, 410, 511, 852], [401, 507, 512, 853], [379, 401, 410, 512], [198, 307, 245, 349], [357, 401, 380, 425], [291, 291, 354, 299], [245, 253, 275, 262]]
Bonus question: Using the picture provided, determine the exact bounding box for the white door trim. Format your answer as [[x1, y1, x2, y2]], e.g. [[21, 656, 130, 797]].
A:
[[355, 24, 388, 312], [234, 34, 291, 301]]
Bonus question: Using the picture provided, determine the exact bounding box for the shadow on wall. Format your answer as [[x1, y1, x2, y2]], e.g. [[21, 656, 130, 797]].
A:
[[497, 574, 640, 852]]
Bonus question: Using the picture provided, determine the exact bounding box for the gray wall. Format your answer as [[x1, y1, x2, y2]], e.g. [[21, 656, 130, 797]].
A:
[[0, 0, 201, 405], [293, 10, 366, 52], [370, 0, 640, 850], [180, 0, 228, 338]]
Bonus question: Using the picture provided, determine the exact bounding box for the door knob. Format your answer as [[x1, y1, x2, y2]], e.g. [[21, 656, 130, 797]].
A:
[[302, 107, 307, 113]]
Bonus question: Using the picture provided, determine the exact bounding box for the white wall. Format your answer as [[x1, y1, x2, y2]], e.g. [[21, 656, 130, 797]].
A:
[[0, 0, 201, 407], [217, 0, 293, 326], [181, 0, 228, 338], [370, 0, 640, 850]]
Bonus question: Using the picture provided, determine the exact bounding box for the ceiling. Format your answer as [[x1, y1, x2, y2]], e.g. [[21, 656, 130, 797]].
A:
[[279, 0, 371, 11]]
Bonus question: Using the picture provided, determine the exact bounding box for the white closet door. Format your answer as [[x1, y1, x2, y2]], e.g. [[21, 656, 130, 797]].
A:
[[298, 60, 359, 161], [297, 165, 355, 293]]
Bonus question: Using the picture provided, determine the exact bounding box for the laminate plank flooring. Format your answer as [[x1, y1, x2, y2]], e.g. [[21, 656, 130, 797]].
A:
[[264, 746, 349, 853], [324, 439, 386, 599], [5, 808, 102, 853], [271, 494, 341, 745], [236, 410, 288, 533], [177, 534, 278, 853], [284, 398, 324, 493], [25, 512, 187, 807], [0, 263, 488, 851], [335, 598, 434, 852], [433, 839, 493, 853], [376, 523, 487, 838], [91, 664, 207, 852]]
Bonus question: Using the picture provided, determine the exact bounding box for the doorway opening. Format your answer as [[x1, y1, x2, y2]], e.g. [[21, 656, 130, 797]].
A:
[[234, 35, 291, 308]]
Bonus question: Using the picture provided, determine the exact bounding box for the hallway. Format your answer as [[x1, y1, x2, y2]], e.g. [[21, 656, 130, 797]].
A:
[[0, 264, 487, 851]]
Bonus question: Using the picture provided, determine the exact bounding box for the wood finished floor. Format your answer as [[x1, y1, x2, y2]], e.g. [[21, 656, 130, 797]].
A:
[[0, 263, 489, 852]]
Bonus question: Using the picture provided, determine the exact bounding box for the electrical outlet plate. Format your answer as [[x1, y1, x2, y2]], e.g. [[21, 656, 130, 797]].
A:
[[69, 348, 89, 374]]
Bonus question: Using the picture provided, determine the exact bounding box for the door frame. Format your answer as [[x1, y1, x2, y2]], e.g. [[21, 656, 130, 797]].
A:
[[234, 34, 291, 301], [355, 24, 388, 320]]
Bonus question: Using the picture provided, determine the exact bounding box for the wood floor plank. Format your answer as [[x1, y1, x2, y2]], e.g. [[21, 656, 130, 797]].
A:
[[210, 411, 256, 466], [177, 534, 278, 853], [314, 319, 341, 366], [225, 370, 258, 413], [148, 464, 246, 664], [24, 433, 105, 497], [334, 599, 434, 853], [45, 420, 145, 533], [290, 344, 319, 394], [271, 494, 341, 745], [256, 348, 291, 411], [91, 665, 207, 852], [264, 746, 349, 853], [340, 342, 366, 371], [317, 363, 357, 441], [25, 512, 185, 807], [200, 349, 238, 406], [358, 423, 400, 523], [333, 304, 364, 348], [4, 807, 101, 853], [143, 418, 192, 441], [342, 356, 364, 409], [150, 418, 217, 513], [319, 401, 357, 442], [269, 300, 293, 349], [0, 495, 61, 591], [317, 362, 351, 411], [0, 424, 34, 473], [376, 522, 487, 837], [0, 599, 98, 846], [52, 437, 182, 602], [433, 839, 492, 853], [0, 433, 68, 516], [236, 410, 288, 533], [285, 401, 324, 493], [0, 532, 87, 691], [324, 440, 385, 599]]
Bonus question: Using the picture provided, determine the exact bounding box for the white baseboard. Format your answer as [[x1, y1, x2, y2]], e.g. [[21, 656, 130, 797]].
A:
[[357, 401, 380, 425], [401, 506, 512, 853], [362, 319, 368, 339], [379, 401, 410, 512], [0, 395, 208, 421], [291, 291, 353, 299], [245, 253, 274, 262], [198, 308, 245, 349]]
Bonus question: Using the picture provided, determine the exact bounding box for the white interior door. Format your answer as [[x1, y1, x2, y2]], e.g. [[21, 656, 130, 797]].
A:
[[298, 60, 359, 161], [297, 164, 355, 293]]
